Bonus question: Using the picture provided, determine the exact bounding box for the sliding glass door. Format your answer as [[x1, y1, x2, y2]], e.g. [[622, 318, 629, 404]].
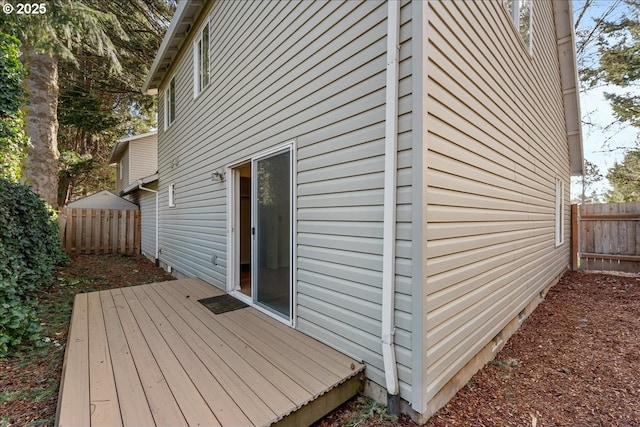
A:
[[253, 148, 291, 319]]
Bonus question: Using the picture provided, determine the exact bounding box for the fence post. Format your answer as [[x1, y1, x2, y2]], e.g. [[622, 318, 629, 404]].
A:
[[571, 204, 579, 271]]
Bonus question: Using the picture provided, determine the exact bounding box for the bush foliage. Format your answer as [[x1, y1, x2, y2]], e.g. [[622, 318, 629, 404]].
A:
[[0, 179, 67, 355], [0, 33, 29, 181]]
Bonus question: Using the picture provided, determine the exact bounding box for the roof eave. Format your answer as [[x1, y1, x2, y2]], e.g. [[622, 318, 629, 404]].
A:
[[142, 0, 206, 94], [109, 140, 127, 164], [121, 173, 159, 196]]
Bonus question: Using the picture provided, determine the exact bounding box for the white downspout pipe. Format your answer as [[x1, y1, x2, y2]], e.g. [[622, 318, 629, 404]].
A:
[[138, 185, 159, 266], [382, 0, 400, 415]]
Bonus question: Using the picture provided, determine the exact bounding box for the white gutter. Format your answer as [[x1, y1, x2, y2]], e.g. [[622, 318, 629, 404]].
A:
[[137, 185, 159, 266], [382, 0, 401, 412]]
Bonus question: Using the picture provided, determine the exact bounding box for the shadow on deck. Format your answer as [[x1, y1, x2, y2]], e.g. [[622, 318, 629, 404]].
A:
[[56, 278, 365, 426]]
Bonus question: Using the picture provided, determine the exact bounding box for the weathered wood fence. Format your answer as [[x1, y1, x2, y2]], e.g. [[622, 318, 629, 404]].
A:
[[58, 208, 141, 255], [572, 202, 640, 273]]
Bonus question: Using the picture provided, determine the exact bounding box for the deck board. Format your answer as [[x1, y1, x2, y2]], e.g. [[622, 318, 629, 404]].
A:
[[99, 290, 156, 427], [143, 283, 285, 424], [117, 287, 221, 427], [167, 280, 321, 403], [57, 278, 365, 427], [57, 294, 90, 427], [87, 292, 121, 427], [110, 289, 188, 426], [129, 286, 252, 427]]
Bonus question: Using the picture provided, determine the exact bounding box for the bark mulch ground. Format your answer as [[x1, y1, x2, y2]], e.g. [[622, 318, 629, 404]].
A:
[[1, 257, 638, 426], [316, 270, 640, 427]]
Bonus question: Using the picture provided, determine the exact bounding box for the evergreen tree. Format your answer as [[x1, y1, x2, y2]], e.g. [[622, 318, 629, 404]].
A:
[[1, 0, 173, 207], [605, 150, 640, 201], [581, 0, 640, 127], [56, 0, 173, 205]]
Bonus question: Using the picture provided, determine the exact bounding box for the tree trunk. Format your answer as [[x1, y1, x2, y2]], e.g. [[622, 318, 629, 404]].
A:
[[21, 52, 60, 208]]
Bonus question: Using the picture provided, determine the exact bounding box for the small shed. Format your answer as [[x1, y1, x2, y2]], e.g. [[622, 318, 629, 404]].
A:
[[66, 190, 139, 210]]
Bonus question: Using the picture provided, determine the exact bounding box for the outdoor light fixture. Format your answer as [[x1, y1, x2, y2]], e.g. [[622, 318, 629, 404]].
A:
[[212, 170, 225, 182]]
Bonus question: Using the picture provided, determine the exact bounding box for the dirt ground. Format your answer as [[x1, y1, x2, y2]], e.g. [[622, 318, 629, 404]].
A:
[[317, 271, 640, 427], [1, 257, 639, 426]]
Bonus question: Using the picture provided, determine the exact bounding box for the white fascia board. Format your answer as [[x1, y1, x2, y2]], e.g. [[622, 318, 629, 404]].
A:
[[553, 0, 584, 176], [142, 1, 206, 94]]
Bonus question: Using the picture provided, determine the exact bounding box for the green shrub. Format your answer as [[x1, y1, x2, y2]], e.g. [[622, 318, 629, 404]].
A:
[[0, 33, 29, 181], [0, 179, 67, 355]]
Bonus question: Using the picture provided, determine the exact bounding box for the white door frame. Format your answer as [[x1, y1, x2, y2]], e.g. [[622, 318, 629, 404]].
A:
[[226, 141, 296, 326]]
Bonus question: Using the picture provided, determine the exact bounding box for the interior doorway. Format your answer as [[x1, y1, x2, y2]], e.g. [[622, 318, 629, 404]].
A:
[[237, 163, 252, 297]]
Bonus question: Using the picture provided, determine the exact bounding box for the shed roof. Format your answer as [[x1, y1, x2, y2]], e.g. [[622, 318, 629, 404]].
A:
[[66, 190, 139, 210]]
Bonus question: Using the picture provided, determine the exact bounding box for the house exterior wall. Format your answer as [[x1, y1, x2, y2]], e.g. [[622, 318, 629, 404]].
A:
[[156, 0, 415, 400], [421, 0, 571, 412], [116, 150, 130, 194], [127, 182, 158, 262], [129, 136, 159, 182]]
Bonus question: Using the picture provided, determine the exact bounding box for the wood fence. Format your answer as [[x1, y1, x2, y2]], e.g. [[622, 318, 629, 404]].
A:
[[58, 208, 141, 255], [572, 202, 640, 273]]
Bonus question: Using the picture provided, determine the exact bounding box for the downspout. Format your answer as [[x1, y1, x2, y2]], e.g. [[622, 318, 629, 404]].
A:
[[382, 0, 400, 415], [138, 185, 160, 267]]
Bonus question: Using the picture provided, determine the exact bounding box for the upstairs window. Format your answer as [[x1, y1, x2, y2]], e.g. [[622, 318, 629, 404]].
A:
[[165, 76, 176, 128], [194, 22, 210, 96], [504, 0, 532, 52]]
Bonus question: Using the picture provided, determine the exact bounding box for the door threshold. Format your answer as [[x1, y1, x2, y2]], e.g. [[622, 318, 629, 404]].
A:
[[229, 290, 293, 327]]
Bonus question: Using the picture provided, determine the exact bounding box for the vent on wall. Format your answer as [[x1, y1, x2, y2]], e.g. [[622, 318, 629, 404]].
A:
[[492, 332, 504, 351]]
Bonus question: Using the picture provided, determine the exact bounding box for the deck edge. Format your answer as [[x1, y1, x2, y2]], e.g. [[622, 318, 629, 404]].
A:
[[271, 365, 365, 426]]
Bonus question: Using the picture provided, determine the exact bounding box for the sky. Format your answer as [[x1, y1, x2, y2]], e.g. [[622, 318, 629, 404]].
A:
[[573, 0, 639, 199]]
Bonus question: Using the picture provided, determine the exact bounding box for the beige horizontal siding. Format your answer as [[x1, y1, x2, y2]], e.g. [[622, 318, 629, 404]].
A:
[[138, 182, 157, 261], [129, 136, 158, 182], [423, 0, 571, 404], [156, 0, 415, 401], [116, 150, 129, 194]]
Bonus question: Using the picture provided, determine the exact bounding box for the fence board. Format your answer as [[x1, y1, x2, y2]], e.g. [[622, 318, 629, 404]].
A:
[[86, 210, 93, 254], [111, 211, 119, 253], [573, 203, 640, 273], [59, 208, 140, 255], [101, 210, 109, 254]]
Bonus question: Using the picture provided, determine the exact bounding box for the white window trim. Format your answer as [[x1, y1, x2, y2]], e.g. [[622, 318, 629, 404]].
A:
[[164, 76, 176, 130], [168, 183, 176, 207], [193, 21, 210, 98], [555, 178, 565, 246]]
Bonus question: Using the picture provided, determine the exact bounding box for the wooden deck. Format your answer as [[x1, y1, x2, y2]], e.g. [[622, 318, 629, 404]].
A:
[[56, 278, 365, 427]]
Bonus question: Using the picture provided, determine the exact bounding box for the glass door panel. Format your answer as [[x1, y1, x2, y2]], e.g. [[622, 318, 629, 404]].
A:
[[253, 149, 291, 319]]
